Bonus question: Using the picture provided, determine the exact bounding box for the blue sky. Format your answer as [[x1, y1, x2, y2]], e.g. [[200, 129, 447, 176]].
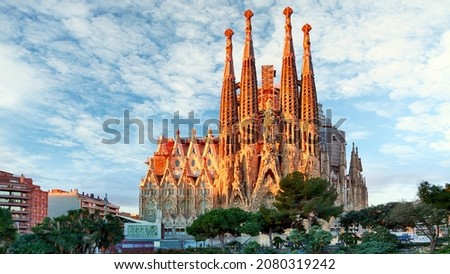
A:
[[1, 0, 449, 214]]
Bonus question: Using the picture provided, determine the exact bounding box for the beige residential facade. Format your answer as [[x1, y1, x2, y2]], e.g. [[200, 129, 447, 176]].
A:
[[48, 189, 119, 218]]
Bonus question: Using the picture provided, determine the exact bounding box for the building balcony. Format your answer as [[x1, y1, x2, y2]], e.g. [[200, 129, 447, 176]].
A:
[[10, 209, 31, 215], [0, 186, 32, 192], [82, 203, 105, 210], [17, 224, 31, 231], [0, 201, 30, 207], [82, 202, 118, 211], [12, 217, 31, 222], [0, 193, 31, 199]]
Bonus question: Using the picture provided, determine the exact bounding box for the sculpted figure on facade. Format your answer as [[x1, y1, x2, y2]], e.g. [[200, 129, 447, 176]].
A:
[[263, 99, 275, 142], [231, 159, 246, 207]]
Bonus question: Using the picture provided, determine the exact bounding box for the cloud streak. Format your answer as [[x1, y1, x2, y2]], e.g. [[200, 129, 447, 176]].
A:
[[1, 0, 449, 211]]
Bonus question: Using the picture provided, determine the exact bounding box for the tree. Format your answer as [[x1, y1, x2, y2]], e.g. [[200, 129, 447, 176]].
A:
[[288, 226, 332, 254], [355, 226, 398, 254], [32, 215, 81, 253], [339, 202, 401, 231], [0, 208, 17, 253], [388, 202, 447, 252], [301, 177, 343, 222], [418, 181, 450, 244], [9, 234, 57, 254], [240, 206, 292, 248], [360, 226, 398, 244], [241, 241, 262, 254], [272, 236, 286, 249], [274, 171, 307, 214], [412, 203, 447, 252], [418, 181, 450, 211], [186, 208, 249, 248], [185, 213, 211, 242], [98, 214, 125, 253], [12, 209, 124, 254], [355, 241, 398, 254], [336, 182, 450, 253], [274, 172, 342, 228], [340, 231, 358, 246], [287, 228, 304, 250], [385, 201, 416, 229], [339, 210, 364, 231]]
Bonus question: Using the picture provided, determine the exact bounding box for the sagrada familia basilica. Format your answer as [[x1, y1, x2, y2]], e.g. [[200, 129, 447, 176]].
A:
[[139, 7, 368, 234]]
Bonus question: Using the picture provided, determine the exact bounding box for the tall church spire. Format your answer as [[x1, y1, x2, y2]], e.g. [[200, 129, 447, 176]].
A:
[[223, 29, 235, 79], [242, 10, 255, 60], [282, 7, 295, 58], [280, 7, 299, 121], [349, 142, 356, 168], [300, 23, 320, 157], [280, 7, 299, 146], [239, 10, 259, 144], [300, 23, 318, 124], [350, 143, 363, 172], [219, 29, 238, 157]]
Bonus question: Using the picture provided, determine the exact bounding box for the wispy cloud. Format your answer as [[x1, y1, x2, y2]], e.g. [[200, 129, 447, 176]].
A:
[[0, 44, 54, 110], [1, 0, 449, 212], [347, 130, 371, 141]]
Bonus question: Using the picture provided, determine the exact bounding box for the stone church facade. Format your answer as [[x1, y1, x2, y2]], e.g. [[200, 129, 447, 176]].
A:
[[139, 7, 368, 237]]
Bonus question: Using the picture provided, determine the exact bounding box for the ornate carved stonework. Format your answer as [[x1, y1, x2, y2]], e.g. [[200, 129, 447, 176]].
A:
[[139, 7, 368, 236]]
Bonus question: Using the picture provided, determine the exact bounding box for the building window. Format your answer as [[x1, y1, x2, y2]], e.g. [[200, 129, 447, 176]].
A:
[[175, 228, 185, 235]]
